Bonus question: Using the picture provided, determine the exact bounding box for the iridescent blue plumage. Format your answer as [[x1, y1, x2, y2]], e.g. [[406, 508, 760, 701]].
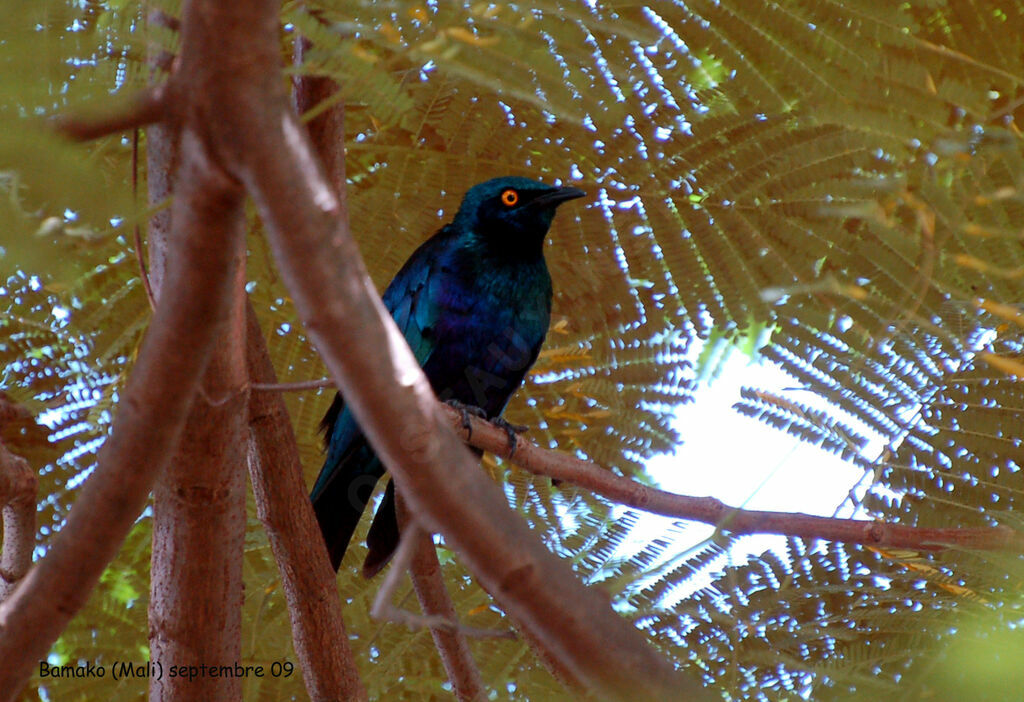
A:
[[311, 176, 585, 576]]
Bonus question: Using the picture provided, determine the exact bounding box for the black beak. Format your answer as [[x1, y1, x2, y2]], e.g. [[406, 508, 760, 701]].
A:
[[531, 185, 587, 209]]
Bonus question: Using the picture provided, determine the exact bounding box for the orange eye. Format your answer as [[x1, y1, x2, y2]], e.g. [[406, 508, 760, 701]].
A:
[[501, 189, 519, 206]]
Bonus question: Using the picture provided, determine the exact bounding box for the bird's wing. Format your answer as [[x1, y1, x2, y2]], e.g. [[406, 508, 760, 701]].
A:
[[310, 231, 450, 501], [381, 234, 447, 370]]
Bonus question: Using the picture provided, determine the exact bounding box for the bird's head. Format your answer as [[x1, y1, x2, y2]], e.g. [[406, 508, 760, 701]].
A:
[[453, 176, 586, 259]]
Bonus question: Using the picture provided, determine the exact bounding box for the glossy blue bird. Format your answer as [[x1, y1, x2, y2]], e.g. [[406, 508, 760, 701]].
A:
[[311, 176, 585, 576]]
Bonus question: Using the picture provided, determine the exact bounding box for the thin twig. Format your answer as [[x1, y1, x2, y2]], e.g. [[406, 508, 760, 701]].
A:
[[251, 378, 333, 392], [133, 128, 157, 310], [52, 85, 168, 142], [370, 519, 424, 624], [371, 521, 515, 640]]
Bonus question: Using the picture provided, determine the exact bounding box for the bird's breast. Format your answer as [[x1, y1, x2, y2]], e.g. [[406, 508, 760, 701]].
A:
[[426, 261, 552, 415]]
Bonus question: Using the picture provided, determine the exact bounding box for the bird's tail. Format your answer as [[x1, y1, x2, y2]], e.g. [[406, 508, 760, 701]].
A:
[[361, 448, 487, 577], [311, 444, 383, 572], [362, 479, 400, 578]]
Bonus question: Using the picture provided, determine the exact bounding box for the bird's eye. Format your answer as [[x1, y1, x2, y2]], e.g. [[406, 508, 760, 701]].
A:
[[501, 189, 519, 207]]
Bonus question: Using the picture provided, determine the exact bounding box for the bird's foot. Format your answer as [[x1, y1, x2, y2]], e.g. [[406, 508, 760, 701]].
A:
[[443, 400, 527, 455], [445, 399, 488, 439], [491, 416, 528, 457]]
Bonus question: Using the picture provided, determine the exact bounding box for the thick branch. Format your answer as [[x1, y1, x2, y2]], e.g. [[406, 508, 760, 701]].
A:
[[0, 129, 243, 698], [239, 88, 703, 702], [144, 1, 702, 697], [293, 35, 347, 205], [443, 406, 1024, 553], [245, 304, 366, 702], [147, 147, 248, 700]]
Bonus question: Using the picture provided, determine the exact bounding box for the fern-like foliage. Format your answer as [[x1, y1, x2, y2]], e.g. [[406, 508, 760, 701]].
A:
[[7, 0, 1024, 700]]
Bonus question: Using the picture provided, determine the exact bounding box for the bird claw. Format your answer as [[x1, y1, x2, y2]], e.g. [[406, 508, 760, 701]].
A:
[[490, 417, 528, 457], [444, 400, 527, 455], [445, 399, 488, 439]]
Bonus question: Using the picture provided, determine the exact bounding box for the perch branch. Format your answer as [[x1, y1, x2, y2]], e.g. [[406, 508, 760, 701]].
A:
[[442, 406, 1024, 554], [238, 357, 1022, 553], [243, 371, 1022, 553]]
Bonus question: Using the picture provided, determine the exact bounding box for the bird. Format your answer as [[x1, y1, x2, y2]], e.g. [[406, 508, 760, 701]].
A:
[[310, 176, 586, 577]]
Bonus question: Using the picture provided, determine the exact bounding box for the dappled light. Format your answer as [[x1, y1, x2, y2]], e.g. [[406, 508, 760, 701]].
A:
[[3, 1, 1024, 700]]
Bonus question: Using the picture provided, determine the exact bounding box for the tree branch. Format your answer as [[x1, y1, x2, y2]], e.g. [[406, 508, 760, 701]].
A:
[[0, 128, 244, 698], [242, 372, 1024, 554], [245, 303, 366, 702], [146, 135, 249, 701], [240, 32, 367, 701], [0, 428, 36, 602], [251, 378, 333, 392], [293, 33, 347, 204], [52, 85, 169, 142], [397, 494, 487, 702], [231, 9, 700, 695], [442, 405, 1024, 553], [132, 128, 158, 311]]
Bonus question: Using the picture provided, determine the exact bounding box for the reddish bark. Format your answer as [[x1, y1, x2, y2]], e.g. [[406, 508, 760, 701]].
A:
[[394, 495, 486, 702], [293, 34, 348, 205], [0, 128, 245, 697], [141, 20, 251, 694], [50, 87, 166, 142], [146, 157, 249, 700], [0, 395, 36, 602], [441, 405, 1024, 553], [246, 306, 366, 701]]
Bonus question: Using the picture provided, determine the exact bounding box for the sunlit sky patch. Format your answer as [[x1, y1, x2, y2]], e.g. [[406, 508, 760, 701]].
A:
[[617, 348, 882, 603]]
